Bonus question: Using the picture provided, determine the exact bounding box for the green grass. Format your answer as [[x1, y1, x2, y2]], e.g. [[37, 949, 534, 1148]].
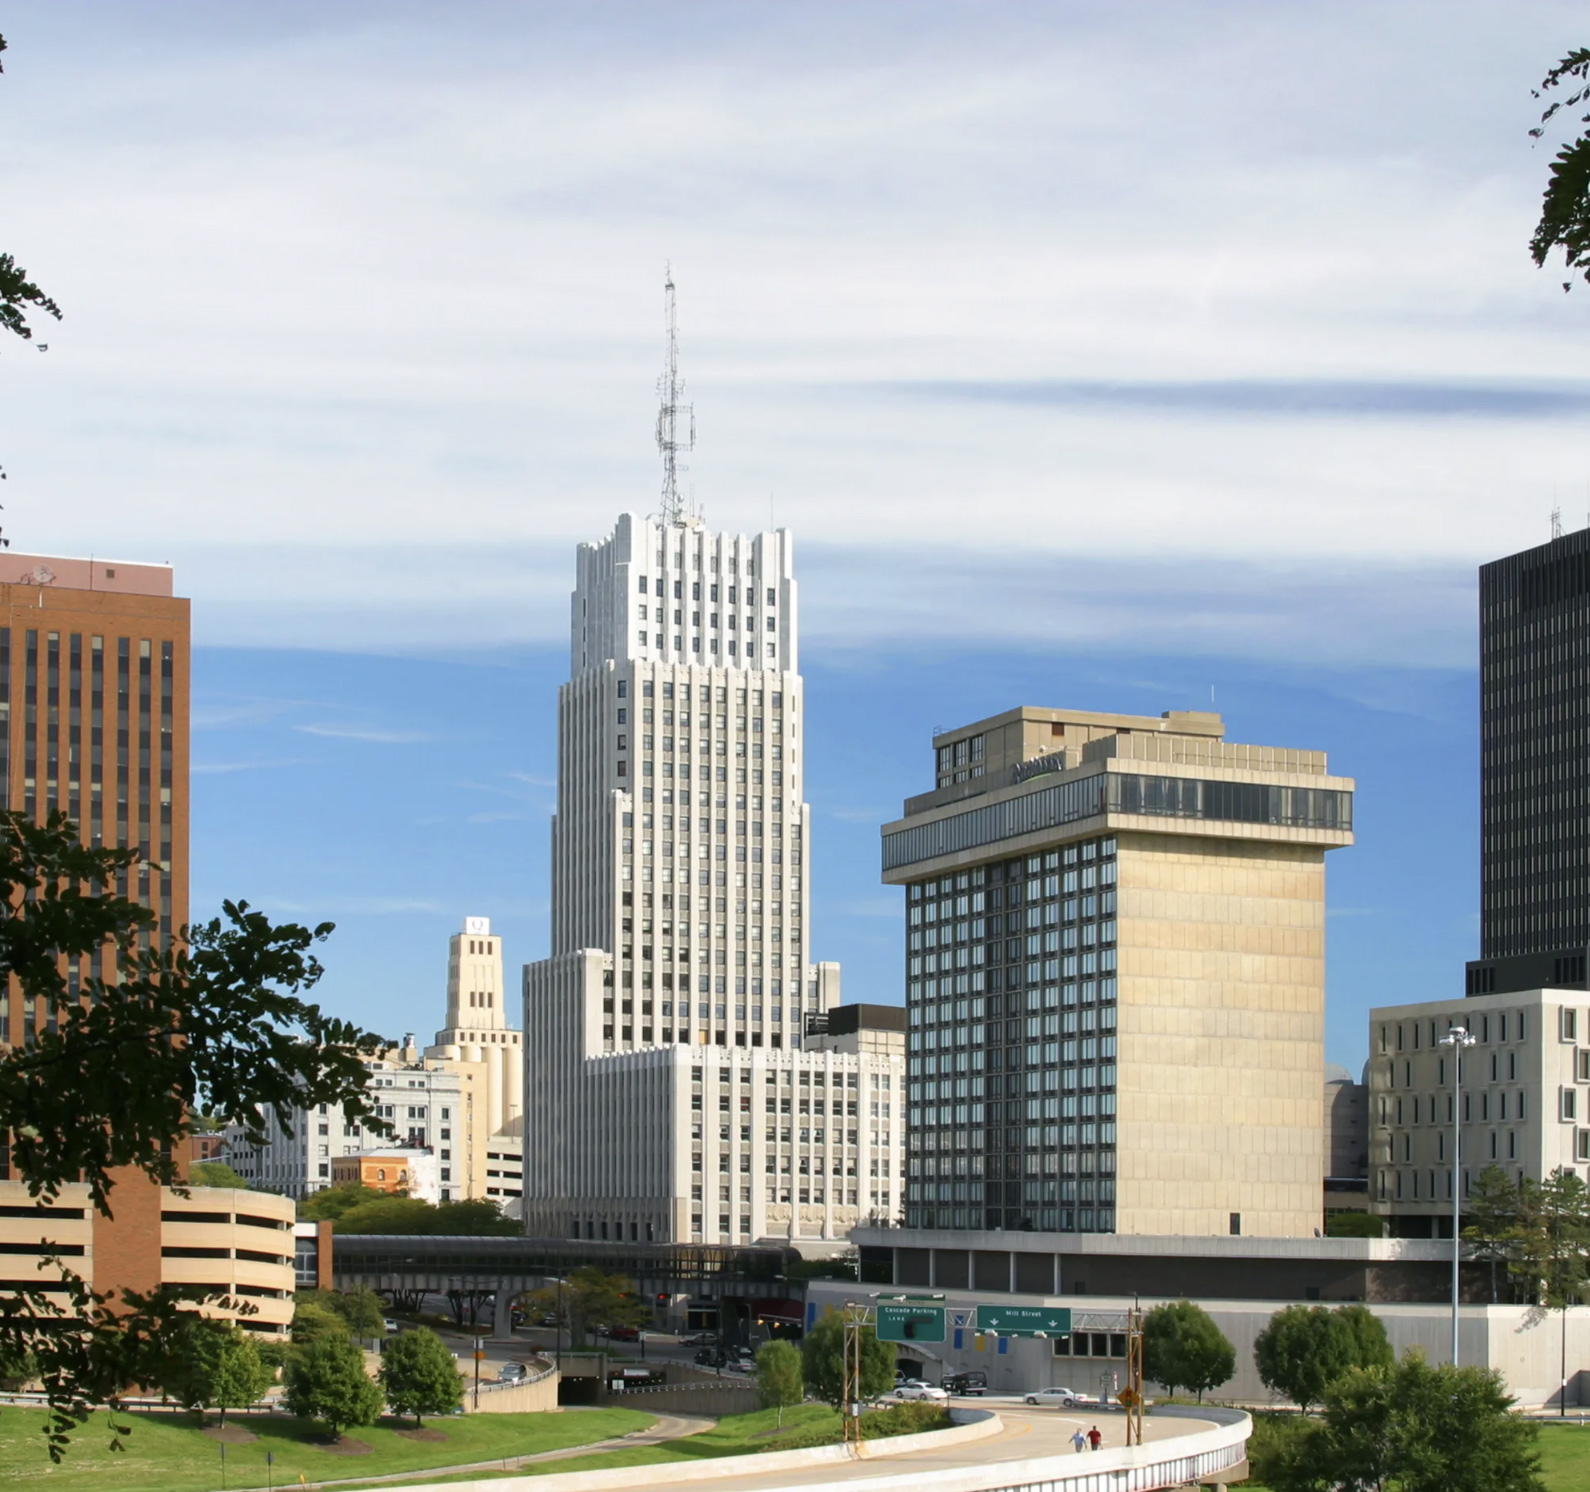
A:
[[1537, 1420, 1590, 1490], [0, 1405, 654, 1491], [336, 1403, 953, 1489]]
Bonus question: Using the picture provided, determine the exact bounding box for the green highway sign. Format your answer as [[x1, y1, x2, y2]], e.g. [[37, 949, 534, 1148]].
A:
[[876, 1304, 946, 1343], [974, 1305, 1072, 1337]]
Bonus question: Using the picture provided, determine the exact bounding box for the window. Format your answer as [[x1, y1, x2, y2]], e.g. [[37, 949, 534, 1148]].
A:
[[1564, 1007, 1580, 1042], [1563, 1088, 1578, 1122]]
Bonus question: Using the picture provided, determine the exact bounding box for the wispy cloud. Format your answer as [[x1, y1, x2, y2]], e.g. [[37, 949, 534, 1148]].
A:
[[192, 757, 309, 775], [507, 772, 557, 789], [294, 723, 433, 744], [468, 811, 531, 824]]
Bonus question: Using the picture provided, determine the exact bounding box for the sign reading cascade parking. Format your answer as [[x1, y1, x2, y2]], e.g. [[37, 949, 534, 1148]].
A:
[[876, 1304, 946, 1343], [975, 1305, 1073, 1337]]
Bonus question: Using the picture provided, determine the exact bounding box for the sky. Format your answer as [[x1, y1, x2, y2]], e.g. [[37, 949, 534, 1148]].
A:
[[4, 1, 1589, 1071]]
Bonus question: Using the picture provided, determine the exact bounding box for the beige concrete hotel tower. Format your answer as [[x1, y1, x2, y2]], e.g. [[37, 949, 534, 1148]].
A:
[[885, 707, 1354, 1239]]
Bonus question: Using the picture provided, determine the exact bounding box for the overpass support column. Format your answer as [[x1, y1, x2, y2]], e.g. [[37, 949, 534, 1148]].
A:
[[492, 1280, 516, 1340]]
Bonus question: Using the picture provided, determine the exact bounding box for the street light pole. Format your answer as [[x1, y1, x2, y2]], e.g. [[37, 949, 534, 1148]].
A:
[[1439, 1026, 1477, 1367]]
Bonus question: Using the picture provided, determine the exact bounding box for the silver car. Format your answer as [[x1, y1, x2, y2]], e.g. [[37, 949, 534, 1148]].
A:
[[1024, 1386, 1086, 1407], [890, 1382, 950, 1402]]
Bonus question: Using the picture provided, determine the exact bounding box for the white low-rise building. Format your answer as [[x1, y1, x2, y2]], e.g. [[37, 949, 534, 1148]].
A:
[[1368, 987, 1590, 1236]]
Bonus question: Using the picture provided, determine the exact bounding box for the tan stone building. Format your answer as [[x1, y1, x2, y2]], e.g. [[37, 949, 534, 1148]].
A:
[[884, 706, 1354, 1240], [426, 915, 523, 1210]]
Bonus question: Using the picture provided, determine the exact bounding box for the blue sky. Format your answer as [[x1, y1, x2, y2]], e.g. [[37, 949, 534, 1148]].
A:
[[6, 2, 1590, 1069]]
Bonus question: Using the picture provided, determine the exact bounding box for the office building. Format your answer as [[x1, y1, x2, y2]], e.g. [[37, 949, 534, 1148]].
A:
[[1367, 988, 1590, 1236], [425, 915, 524, 1204], [1324, 1063, 1370, 1220], [1469, 528, 1590, 996], [226, 1043, 464, 1199], [522, 511, 903, 1244], [0, 553, 194, 1305], [883, 705, 1354, 1238], [330, 1148, 442, 1203]]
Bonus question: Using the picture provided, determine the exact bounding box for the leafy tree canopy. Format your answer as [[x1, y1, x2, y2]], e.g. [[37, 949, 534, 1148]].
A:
[[331, 1194, 518, 1236], [1531, 49, 1590, 291], [523, 1267, 649, 1347], [1254, 1305, 1363, 1412], [283, 1336, 384, 1436], [187, 1161, 249, 1190], [1141, 1300, 1235, 1401], [755, 1339, 804, 1428], [1324, 1211, 1385, 1238], [0, 813, 387, 1454], [155, 1319, 273, 1426], [1266, 1352, 1544, 1492], [800, 1312, 894, 1410], [379, 1328, 463, 1426]]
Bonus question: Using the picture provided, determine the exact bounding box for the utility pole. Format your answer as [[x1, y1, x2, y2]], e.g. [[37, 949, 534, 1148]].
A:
[[1439, 1026, 1477, 1366]]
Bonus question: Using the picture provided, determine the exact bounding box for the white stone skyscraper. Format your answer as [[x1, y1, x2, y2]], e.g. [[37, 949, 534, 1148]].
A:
[[524, 509, 909, 1247]]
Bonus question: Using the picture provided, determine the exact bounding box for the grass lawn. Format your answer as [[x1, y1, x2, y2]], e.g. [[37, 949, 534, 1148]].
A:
[[1537, 1420, 1590, 1490], [0, 1405, 653, 1491], [337, 1403, 951, 1489]]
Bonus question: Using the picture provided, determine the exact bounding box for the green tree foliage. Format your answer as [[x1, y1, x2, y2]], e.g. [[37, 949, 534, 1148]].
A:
[[1333, 1304, 1394, 1373], [800, 1312, 894, 1410], [754, 1339, 804, 1427], [0, 34, 61, 359], [329, 1287, 387, 1346], [158, 1320, 273, 1426], [1324, 1211, 1385, 1238], [1254, 1305, 1365, 1412], [0, 812, 387, 1455], [1511, 1167, 1590, 1309], [0, 1339, 36, 1391], [379, 1328, 463, 1426], [1464, 1163, 1525, 1303], [321, 1192, 519, 1236], [291, 1298, 351, 1349], [283, 1336, 383, 1436], [187, 1161, 249, 1190], [523, 1267, 648, 1348], [1267, 1352, 1544, 1492], [1530, 49, 1590, 291], [1141, 1300, 1235, 1401]]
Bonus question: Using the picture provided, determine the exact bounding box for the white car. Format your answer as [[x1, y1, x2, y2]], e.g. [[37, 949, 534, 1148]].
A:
[[1024, 1386, 1086, 1407], [890, 1383, 950, 1402]]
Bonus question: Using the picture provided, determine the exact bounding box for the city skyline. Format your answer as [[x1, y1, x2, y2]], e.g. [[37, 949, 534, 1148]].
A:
[[3, 2, 1580, 1079]]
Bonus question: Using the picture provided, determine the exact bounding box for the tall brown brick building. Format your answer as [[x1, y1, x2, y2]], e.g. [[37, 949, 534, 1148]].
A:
[[0, 555, 290, 1335]]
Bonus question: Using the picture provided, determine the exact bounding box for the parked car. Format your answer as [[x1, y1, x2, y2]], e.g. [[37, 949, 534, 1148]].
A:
[[693, 1347, 718, 1365], [890, 1383, 950, 1403], [383, 1318, 399, 1334], [1024, 1386, 1085, 1407], [682, 1332, 717, 1346], [944, 1371, 987, 1396], [607, 1325, 641, 1342], [499, 1362, 527, 1383]]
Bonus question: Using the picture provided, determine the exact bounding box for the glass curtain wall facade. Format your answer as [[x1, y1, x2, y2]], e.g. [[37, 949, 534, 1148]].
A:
[[907, 835, 1119, 1233]]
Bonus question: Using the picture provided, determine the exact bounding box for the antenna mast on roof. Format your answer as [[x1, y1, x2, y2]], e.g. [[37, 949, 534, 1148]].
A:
[[656, 264, 696, 527]]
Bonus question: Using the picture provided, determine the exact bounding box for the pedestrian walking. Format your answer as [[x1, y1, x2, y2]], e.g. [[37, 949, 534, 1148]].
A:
[[1088, 1425, 1103, 1451], [1071, 1428, 1087, 1453]]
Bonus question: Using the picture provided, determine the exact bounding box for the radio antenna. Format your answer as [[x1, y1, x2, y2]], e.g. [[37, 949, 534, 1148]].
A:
[[655, 264, 696, 526]]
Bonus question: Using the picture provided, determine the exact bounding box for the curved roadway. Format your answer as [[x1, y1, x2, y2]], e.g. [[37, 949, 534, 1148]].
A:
[[675, 1402, 1220, 1491]]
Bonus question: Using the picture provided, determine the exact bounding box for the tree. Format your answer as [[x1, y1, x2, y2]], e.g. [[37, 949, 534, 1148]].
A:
[[187, 1161, 249, 1190], [159, 1320, 273, 1426], [755, 1339, 804, 1428], [524, 1267, 648, 1348], [298, 1183, 387, 1223], [283, 1336, 383, 1436], [332, 1195, 519, 1236], [1141, 1300, 1234, 1402], [1267, 1352, 1544, 1492], [1530, 50, 1590, 291], [1253, 1305, 1359, 1412], [291, 1299, 351, 1349], [379, 1328, 463, 1426], [1324, 1211, 1385, 1238], [0, 812, 388, 1454], [328, 1288, 386, 1347], [1333, 1304, 1394, 1373], [800, 1312, 893, 1410], [1464, 1164, 1524, 1303], [0, 1339, 36, 1392]]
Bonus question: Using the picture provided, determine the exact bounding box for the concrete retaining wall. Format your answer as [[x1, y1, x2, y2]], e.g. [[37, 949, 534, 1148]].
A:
[[599, 1381, 759, 1416], [471, 1373, 561, 1414]]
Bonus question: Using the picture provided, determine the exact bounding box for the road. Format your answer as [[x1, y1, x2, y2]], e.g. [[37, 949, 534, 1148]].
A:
[[668, 1404, 1219, 1492]]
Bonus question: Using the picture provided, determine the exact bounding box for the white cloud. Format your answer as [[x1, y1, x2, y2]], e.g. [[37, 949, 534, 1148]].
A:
[[294, 723, 432, 744], [3, 1, 1584, 666]]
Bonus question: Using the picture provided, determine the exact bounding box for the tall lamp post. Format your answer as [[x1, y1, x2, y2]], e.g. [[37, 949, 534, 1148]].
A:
[[1439, 1026, 1477, 1367]]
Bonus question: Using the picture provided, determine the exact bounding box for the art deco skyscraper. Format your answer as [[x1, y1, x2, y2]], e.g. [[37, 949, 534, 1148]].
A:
[[521, 280, 903, 1246]]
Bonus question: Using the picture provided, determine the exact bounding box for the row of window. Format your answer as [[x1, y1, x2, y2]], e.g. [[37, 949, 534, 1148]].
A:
[[638, 576, 776, 606], [904, 1205, 1117, 1233]]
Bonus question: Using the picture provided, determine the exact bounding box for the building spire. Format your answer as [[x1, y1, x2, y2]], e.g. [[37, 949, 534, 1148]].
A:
[[655, 264, 696, 526]]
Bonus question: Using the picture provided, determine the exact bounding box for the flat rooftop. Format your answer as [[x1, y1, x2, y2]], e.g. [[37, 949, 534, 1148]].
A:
[[0, 552, 174, 598]]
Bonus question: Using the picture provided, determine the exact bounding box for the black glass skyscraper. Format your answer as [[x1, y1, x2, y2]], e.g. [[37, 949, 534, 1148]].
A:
[[1468, 527, 1590, 996]]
